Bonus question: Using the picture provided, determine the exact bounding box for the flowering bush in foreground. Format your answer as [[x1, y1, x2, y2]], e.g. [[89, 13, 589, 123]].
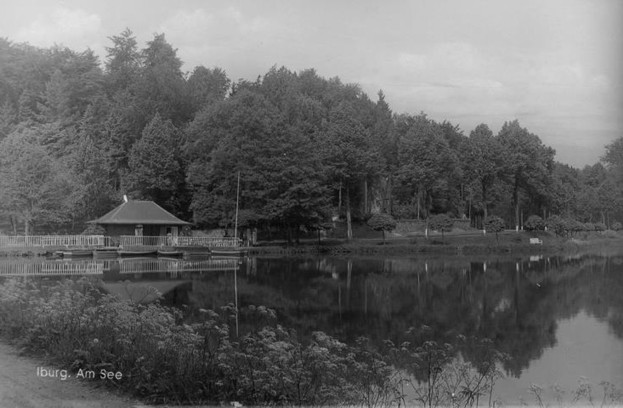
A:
[[0, 278, 399, 405]]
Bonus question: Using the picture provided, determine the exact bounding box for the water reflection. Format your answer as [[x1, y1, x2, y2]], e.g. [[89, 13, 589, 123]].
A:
[[1, 253, 622, 402], [234, 254, 623, 403], [0, 256, 240, 276], [0, 256, 242, 305]]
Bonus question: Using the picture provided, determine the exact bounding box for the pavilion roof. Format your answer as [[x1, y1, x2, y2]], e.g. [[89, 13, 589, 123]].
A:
[[88, 200, 191, 225]]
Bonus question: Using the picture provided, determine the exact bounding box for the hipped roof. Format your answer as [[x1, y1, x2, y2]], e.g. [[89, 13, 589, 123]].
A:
[[88, 200, 191, 225]]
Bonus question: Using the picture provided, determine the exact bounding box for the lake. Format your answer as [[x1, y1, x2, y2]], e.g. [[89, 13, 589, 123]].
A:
[[1, 251, 622, 405]]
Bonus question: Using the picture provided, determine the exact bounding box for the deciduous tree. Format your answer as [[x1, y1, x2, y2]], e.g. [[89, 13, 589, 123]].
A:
[[428, 213, 454, 242], [136, 33, 189, 125], [396, 114, 459, 218], [186, 66, 230, 115], [105, 28, 141, 94], [367, 213, 397, 244], [320, 102, 380, 239], [484, 216, 505, 242], [462, 124, 501, 219], [0, 128, 74, 234], [186, 89, 329, 238], [126, 113, 185, 212], [497, 120, 555, 229]]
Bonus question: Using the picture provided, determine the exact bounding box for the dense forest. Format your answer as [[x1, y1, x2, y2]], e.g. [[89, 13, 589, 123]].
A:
[[0, 30, 621, 237]]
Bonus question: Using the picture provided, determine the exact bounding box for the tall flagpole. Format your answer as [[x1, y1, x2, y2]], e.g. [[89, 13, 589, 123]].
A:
[[234, 171, 241, 337], [234, 262, 239, 337], [234, 171, 240, 246]]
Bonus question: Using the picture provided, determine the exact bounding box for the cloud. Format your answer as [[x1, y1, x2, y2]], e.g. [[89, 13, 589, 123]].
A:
[[14, 7, 102, 50], [159, 6, 284, 78], [382, 42, 512, 119]]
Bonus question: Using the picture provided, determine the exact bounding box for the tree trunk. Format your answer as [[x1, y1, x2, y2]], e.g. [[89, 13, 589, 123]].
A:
[[425, 189, 432, 218], [482, 183, 488, 220], [387, 175, 393, 213], [24, 219, 30, 236], [338, 180, 342, 211], [363, 178, 368, 214], [346, 259, 352, 308], [346, 187, 353, 240], [513, 180, 520, 230], [416, 192, 421, 220]]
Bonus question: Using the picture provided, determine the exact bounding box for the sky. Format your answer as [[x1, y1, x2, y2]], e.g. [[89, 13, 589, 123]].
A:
[[1, 0, 622, 168]]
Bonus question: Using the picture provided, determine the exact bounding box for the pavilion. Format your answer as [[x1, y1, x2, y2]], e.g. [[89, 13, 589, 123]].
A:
[[88, 199, 191, 239]]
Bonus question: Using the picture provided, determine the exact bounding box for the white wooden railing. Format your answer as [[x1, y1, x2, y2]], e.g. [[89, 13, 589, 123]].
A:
[[0, 260, 104, 276], [0, 258, 238, 276], [0, 235, 242, 249], [118, 258, 240, 274], [119, 235, 242, 248], [0, 235, 107, 248]]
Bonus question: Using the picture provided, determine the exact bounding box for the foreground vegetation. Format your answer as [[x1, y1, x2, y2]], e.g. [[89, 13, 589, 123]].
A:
[[0, 278, 621, 406]]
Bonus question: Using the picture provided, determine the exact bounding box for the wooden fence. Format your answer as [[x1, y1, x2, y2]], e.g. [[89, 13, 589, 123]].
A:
[[0, 258, 239, 276], [119, 235, 242, 248], [117, 258, 240, 274], [0, 235, 241, 249], [0, 260, 104, 276], [0, 235, 107, 248]]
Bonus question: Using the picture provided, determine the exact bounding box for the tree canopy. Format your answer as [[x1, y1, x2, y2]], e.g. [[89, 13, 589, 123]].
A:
[[0, 31, 621, 236]]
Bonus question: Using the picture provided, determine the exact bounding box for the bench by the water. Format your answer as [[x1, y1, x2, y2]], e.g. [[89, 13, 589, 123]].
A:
[[529, 238, 543, 245]]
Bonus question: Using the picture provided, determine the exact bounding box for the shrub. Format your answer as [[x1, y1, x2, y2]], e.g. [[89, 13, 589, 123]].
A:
[[594, 222, 606, 232], [484, 216, 505, 242], [0, 278, 402, 406], [568, 219, 584, 235], [81, 223, 106, 235], [367, 213, 397, 244], [602, 229, 619, 239], [524, 215, 545, 231], [391, 204, 418, 219], [612, 222, 622, 231], [546, 215, 569, 237], [428, 214, 454, 242]]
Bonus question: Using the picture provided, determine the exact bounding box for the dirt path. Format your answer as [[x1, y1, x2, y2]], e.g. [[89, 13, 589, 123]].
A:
[[0, 342, 143, 408]]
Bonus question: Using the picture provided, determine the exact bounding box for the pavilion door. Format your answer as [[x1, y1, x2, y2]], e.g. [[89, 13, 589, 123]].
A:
[[166, 226, 179, 246]]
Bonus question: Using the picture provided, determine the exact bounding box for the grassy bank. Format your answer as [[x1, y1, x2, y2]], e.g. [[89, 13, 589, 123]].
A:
[[1, 230, 620, 257], [249, 230, 623, 256]]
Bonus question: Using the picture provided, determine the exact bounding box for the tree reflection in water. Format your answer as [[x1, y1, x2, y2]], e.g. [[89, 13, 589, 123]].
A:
[[158, 253, 623, 402]]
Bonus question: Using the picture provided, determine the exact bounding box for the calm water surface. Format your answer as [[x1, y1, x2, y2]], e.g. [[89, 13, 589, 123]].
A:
[[1, 252, 622, 404]]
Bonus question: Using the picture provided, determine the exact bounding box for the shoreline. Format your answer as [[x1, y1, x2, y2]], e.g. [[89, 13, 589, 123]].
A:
[[1, 232, 622, 258], [247, 233, 623, 256]]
